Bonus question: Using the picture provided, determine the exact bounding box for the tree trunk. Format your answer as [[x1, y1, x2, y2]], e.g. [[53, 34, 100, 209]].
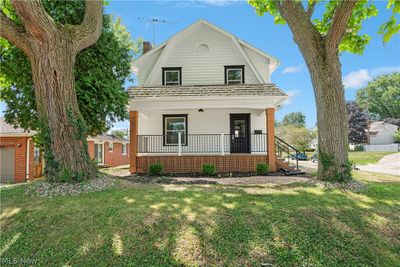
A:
[[305, 45, 350, 180], [30, 38, 97, 182]]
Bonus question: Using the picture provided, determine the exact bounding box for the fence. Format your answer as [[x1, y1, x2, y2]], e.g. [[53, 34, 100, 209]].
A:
[[363, 144, 399, 152]]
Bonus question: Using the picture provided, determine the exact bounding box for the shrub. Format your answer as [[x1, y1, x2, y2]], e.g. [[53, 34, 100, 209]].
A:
[[202, 164, 217, 176], [354, 144, 364, 151], [148, 163, 164, 176], [256, 162, 269, 175], [393, 130, 400, 143]]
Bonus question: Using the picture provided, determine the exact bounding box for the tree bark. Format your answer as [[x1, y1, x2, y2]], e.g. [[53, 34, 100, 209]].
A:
[[1, 0, 103, 182], [276, 0, 354, 180], [305, 45, 349, 179], [30, 37, 97, 181]]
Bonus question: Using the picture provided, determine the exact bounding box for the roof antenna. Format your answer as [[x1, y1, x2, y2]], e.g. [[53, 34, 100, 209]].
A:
[[137, 17, 179, 47]]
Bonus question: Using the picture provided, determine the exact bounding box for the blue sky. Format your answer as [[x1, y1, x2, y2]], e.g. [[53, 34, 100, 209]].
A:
[[1, 0, 399, 130]]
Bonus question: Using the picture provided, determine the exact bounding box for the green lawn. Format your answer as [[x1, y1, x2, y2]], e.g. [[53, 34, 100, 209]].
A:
[[1, 172, 399, 266], [349, 151, 395, 165]]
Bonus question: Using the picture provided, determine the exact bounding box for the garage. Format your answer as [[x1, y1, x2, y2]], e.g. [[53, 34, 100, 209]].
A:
[[0, 146, 15, 183]]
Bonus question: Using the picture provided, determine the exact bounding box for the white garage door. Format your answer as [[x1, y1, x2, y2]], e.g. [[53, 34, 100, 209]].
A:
[[0, 147, 15, 183]]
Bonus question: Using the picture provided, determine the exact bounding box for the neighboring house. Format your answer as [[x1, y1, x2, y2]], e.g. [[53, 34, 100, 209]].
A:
[[128, 20, 291, 174], [87, 134, 129, 167], [308, 138, 318, 150], [0, 118, 42, 183], [369, 121, 399, 145]]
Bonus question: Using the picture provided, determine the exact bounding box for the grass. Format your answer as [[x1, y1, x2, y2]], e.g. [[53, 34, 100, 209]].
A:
[[349, 151, 395, 165], [1, 172, 399, 266]]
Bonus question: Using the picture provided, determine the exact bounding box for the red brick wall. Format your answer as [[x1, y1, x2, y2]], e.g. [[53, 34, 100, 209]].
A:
[[0, 136, 35, 183], [87, 141, 129, 167]]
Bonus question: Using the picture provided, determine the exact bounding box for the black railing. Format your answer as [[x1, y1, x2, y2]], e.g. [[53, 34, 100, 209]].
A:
[[137, 133, 267, 154], [275, 136, 300, 170]]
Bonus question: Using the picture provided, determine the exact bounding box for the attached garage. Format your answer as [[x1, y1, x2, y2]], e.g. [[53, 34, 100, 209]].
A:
[[0, 147, 15, 183], [0, 118, 36, 183]]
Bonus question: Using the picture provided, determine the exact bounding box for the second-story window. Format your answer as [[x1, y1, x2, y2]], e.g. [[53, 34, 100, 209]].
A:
[[225, 65, 244, 84], [162, 67, 181, 86]]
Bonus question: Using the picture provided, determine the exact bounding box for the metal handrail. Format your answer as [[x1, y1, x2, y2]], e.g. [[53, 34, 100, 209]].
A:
[[275, 136, 300, 170]]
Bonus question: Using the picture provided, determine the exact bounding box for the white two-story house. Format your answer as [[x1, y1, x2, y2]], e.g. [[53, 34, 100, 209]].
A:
[[128, 20, 292, 174]]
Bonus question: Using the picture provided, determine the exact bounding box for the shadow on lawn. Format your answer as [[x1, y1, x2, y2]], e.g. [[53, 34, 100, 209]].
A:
[[0, 180, 399, 266]]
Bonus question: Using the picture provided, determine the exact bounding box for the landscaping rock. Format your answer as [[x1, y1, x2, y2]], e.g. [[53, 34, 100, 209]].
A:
[[25, 176, 114, 198], [306, 179, 367, 193]]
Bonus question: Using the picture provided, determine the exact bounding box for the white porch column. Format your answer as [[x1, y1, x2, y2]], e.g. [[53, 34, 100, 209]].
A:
[[220, 133, 225, 155], [178, 132, 182, 156]]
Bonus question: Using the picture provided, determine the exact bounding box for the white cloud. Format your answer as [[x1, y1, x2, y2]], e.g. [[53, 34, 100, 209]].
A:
[[282, 64, 304, 74], [203, 0, 235, 6], [343, 69, 372, 89], [283, 90, 300, 105], [343, 66, 400, 89]]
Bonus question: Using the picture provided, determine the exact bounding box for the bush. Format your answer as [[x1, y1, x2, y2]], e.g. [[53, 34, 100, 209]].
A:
[[393, 130, 400, 143], [202, 164, 217, 176], [354, 144, 364, 151], [148, 163, 164, 176], [256, 162, 269, 175]]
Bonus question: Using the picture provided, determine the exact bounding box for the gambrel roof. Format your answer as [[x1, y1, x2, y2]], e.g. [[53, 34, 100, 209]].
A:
[[132, 19, 280, 85]]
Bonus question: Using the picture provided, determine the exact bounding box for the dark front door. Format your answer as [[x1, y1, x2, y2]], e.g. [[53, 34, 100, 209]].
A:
[[230, 114, 250, 153]]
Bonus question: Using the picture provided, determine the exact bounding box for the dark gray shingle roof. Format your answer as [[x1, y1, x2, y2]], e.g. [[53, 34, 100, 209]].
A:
[[128, 84, 286, 99]]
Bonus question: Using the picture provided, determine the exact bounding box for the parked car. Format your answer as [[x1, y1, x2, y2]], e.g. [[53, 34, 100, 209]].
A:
[[311, 153, 318, 163], [291, 153, 308, 161]]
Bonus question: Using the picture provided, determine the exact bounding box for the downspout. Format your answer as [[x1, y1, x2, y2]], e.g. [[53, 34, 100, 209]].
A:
[[26, 138, 31, 181]]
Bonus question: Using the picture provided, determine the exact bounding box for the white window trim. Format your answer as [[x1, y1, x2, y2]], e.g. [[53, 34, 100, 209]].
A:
[[226, 68, 243, 84], [94, 142, 105, 165], [164, 70, 180, 85], [122, 143, 127, 155], [109, 142, 113, 152], [164, 116, 187, 146]]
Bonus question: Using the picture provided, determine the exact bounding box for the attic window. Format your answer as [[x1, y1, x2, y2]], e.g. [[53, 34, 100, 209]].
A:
[[225, 65, 244, 84], [162, 67, 182, 86], [195, 43, 209, 53]]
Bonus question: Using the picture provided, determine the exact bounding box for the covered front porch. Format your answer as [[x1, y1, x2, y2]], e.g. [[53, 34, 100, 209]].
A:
[[128, 84, 289, 174]]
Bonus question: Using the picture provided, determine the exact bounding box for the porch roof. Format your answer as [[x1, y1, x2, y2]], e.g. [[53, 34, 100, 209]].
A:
[[128, 84, 286, 99]]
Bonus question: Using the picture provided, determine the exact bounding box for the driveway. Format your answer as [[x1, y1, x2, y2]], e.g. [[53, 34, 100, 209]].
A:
[[358, 153, 400, 176]]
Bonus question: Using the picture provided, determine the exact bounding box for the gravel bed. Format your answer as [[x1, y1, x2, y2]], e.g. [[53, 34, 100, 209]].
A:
[[25, 176, 115, 198]]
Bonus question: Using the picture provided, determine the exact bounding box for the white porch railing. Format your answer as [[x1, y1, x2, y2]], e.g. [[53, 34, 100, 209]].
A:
[[137, 133, 267, 155]]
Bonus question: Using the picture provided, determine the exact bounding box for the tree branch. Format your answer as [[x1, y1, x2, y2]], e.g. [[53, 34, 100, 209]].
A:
[[277, 0, 321, 59], [0, 11, 32, 57], [72, 0, 103, 54], [326, 0, 358, 50], [11, 0, 56, 42], [306, 1, 317, 19]]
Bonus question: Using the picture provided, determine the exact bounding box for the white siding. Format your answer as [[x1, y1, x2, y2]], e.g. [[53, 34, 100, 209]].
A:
[[137, 48, 163, 85], [138, 109, 266, 135], [370, 124, 398, 145], [144, 23, 260, 86], [242, 46, 270, 82]]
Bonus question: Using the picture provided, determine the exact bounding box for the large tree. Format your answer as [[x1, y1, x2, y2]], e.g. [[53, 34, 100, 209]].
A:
[[281, 112, 306, 127], [356, 72, 400, 120], [347, 101, 368, 145], [249, 0, 399, 181], [1, 1, 138, 136], [0, 0, 103, 182]]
